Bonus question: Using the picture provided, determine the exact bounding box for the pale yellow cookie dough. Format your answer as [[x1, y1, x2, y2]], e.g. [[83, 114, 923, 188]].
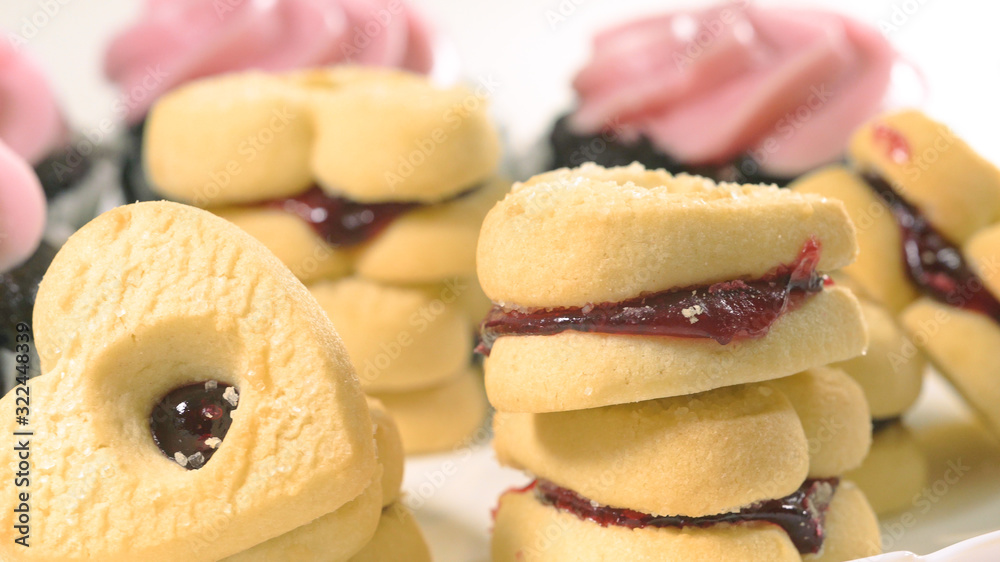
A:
[[493, 382, 809, 517], [478, 163, 858, 308], [5, 202, 376, 561], [900, 298, 1000, 437], [368, 399, 405, 507], [349, 503, 432, 562], [223, 471, 383, 562], [770, 367, 872, 477], [370, 368, 488, 455], [831, 297, 925, 418], [844, 423, 927, 516], [356, 177, 510, 283], [791, 165, 917, 313], [848, 110, 1000, 245], [213, 206, 353, 283], [146, 67, 501, 205], [310, 277, 472, 392], [486, 287, 867, 413], [145, 72, 313, 205], [491, 481, 879, 562]]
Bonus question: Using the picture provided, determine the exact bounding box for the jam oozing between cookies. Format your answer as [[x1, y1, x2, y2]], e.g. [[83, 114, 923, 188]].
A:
[[267, 184, 478, 248], [863, 173, 1000, 322], [476, 239, 826, 355], [151, 380, 239, 470], [522, 478, 837, 555]]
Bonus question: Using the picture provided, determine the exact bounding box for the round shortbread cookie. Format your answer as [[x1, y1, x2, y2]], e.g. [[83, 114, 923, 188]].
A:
[[349, 503, 432, 562], [356, 177, 510, 283], [769, 368, 872, 478], [145, 67, 501, 205], [491, 481, 879, 562], [145, 72, 314, 205], [10, 202, 377, 561], [310, 277, 472, 392], [477, 163, 858, 308], [309, 70, 501, 204], [223, 472, 383, 562], [368, 399, 405, 507], [848, 110, 1000, 245], [370, 368, 488, 455], [899, 298, 1000, 438], [832, 297, 925, 418], [485, 286, 867, 413], [844, 423, 927, 516], [493, 382, 809, 517], [791, 165, 917, 314], [213, 206, 353, 283]]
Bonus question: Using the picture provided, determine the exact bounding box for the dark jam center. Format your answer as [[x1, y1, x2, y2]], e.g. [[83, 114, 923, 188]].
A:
[[863, 173, 1000, 322], [476, 239, 825, 355], [527, 478, 837, 555], [268, 186, 421, 248], [267, 184, 478, 248], [150, 381, 239, 470]]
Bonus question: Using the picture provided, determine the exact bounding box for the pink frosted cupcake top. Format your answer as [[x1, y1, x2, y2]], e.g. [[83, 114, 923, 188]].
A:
[[570, 5, 899, 177], [106, 0, 440, 124], [0, 140, 46, 271], [0, 40, 67, 165]]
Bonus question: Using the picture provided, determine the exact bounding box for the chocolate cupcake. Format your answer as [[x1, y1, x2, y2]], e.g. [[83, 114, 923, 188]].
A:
[[550, 4, 899, 185], [105, 0, 447, 203]]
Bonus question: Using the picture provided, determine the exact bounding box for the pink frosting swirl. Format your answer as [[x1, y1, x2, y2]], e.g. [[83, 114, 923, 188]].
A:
[[0, 40, 67, 165], [571, 4, 898, 176], [0, 139, 46, 272], [106, 0, 439, 124]]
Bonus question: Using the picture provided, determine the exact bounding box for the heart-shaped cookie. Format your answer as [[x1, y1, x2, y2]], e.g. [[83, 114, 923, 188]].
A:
[[0, 201, 377, 561]]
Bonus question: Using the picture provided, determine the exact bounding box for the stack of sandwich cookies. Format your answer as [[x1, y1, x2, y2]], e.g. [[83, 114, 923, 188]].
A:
[[0, 202, 422, 560], [144, 67, 500, 453], [792, 110, 1000, 442], [481, 164, 880, 561]]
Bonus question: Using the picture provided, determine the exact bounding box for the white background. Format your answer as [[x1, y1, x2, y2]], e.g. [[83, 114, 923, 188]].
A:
[[3, 1, 1000, 561]]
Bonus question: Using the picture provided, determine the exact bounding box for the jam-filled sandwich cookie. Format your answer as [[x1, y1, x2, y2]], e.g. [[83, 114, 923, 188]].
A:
[[791, 110, 1000, 314], [144, 67, 503, 284], [0, 202, 384, 561], [898, 223, 1000, 438], [477, 163, 866, 413], [492, 375, 879, 562]]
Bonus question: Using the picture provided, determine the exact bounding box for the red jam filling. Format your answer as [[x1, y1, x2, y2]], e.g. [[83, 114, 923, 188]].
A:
[[265, 184, 478, 248], [872, 123, 912, 165], [863, 173, 1000, 321], [513, 478, 837, 555], [476, 239, 826, 355], [150, 381, 239, 470]]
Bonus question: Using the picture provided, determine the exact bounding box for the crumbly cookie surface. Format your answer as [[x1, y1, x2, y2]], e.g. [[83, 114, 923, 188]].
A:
[[2, 202, 376, 561], [146, 67, 500, 206], [478, 163, 857, 308], [493, 382, 809, 517]]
